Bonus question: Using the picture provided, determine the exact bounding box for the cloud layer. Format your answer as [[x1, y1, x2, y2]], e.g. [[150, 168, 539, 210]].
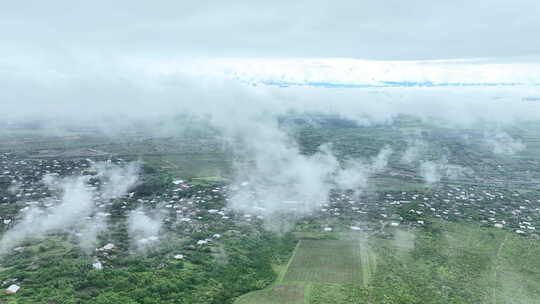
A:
[[2, 1, 540, 59]]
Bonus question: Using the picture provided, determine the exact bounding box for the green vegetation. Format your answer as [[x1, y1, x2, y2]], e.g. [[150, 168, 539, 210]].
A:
[[237, 222, 540, 304], [283, 240, 362, 284], [235, 232, 368, 304], [308, 284, 367, 304], [2, 118, 540, 303], [235, 285, 305, 304], [0, 231, 296, 304]]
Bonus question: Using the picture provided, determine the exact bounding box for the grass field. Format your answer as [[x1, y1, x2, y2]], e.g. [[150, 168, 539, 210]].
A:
[[235, 222, 540, 304], [308, 283, 368, 304], [235, 234, 367, 304], [235, 285, 306, 304], [283, 240, 362, 285]]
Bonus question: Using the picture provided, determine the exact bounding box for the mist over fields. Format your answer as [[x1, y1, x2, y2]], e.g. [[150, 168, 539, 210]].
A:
[[2, 56, 540, 223], [2, 1, 540, 303]]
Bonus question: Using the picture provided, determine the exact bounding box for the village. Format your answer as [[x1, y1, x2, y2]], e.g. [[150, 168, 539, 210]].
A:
[[1, 119, 540, 303], [1, 146, 539, 263]]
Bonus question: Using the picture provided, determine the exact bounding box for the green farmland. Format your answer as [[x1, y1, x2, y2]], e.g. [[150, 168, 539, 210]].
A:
[[283, 240, 362, 284], [235, 284, 306, 304], [235, 233, 369, 304], [235, 222, 540, 304]]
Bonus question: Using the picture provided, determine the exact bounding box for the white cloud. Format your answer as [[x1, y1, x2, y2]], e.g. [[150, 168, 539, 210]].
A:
[[483, 131, 526, 156], [0, 162, 140, 254]]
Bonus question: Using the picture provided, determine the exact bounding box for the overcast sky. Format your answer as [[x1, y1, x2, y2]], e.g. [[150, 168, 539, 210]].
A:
[[2, 0, 540, 124], [2, 0, 540, 60]]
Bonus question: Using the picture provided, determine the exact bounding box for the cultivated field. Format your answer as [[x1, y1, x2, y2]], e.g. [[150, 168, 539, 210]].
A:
[[235, 234, 368, 304], [235, 285, 305, 304], [283, 239, 362, 285]]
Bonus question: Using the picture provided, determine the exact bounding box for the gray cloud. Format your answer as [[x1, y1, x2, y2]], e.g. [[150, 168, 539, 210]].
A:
[[1, 0, 539, 59], [2, 1, 540, 241]]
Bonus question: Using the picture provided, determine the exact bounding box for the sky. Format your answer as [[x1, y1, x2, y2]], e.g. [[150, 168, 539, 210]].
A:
[[1, 1, 540, 124], [1, 0, 539, 59]]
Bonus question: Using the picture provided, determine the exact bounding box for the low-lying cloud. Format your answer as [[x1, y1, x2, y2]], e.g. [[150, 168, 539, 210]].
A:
[[127, 208, 163, 251], [1, 57, 539, 230], [483, 131, 526, 156], [0, 162, 140, 254], [419, 158, 473, 184]]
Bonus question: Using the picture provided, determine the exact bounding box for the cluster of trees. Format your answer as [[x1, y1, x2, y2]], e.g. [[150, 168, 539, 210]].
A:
[[0, 230, 296, 304]]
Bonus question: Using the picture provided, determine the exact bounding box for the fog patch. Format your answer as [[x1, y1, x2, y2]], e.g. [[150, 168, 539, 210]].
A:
[[400, 140, 427, 164], [228, 139, 392, 222], [0, 175, 93, 253], [419, 161, 441, 184], [127, 208, 162, 251], [77, 216, 107, 253], [335, 146, 392, 192], [371, 146, 393, 172], [0, 162, 140, 254], [419, 158, 472, 184], [483, 131, 526, 156], [228, 142, 338, 217], [90, 161, 141, 200]]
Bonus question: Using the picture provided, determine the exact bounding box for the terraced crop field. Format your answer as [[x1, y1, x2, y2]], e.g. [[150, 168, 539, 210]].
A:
[[283, 239, 362, 285]]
